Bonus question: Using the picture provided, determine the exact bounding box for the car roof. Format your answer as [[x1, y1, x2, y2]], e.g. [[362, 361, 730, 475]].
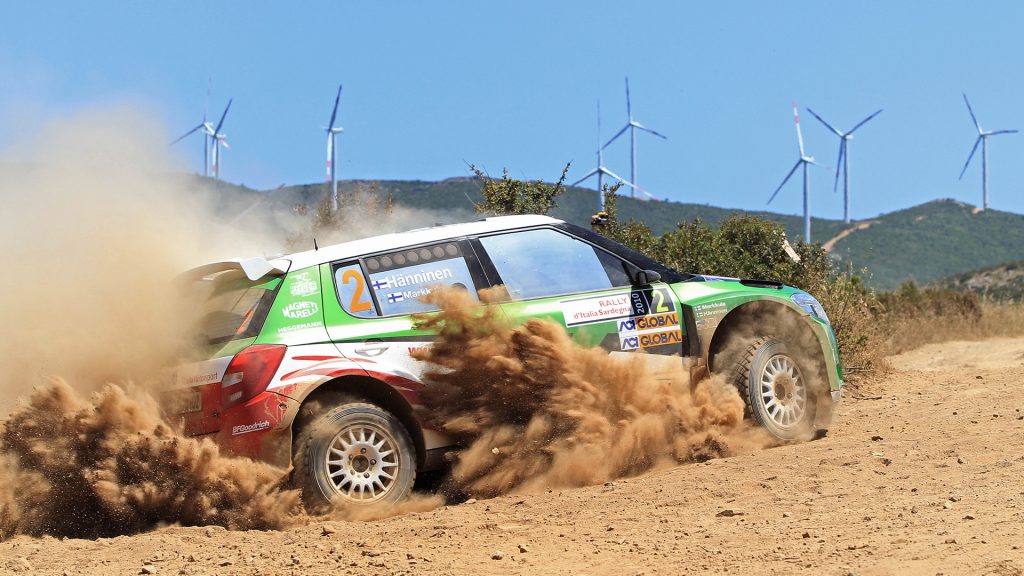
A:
[[283, 214, 563, 271]]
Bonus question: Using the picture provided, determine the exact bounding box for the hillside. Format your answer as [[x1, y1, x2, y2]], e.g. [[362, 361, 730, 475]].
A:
[[938, 258, 1024, 300], [191, 176, 1024, 291], [825, 200, 1024, 289]]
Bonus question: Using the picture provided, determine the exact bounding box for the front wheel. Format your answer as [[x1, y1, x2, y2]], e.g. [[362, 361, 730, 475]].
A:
[[294, 402, 417, 509], [733, 337, 816, 440]]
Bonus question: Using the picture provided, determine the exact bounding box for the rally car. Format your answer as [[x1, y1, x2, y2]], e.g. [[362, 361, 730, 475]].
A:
[[171, 215, 842, 507]]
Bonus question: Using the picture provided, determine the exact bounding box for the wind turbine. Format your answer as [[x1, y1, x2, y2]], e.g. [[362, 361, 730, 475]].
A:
[[805, 107, 882, 224], [571, 101, 638, 210], [209, 99, 232, 180], [601, 77, 667, 198], [324, 84, 344, 213], [958, 93, 1017, 211], [768, 102, 825, 243], [170, 83, 215, 177]]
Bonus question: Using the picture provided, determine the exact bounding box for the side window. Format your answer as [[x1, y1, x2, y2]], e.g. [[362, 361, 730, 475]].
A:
[[478, 228, 632, 300], [364, 242, 480, 316], [334, 263, 379, 318]]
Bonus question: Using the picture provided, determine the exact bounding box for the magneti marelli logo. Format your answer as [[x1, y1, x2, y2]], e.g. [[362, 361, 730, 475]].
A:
[[282, 301, 319, 319]]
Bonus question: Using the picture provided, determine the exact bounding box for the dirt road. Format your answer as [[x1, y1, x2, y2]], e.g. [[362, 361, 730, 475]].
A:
[[3, 338, 1023, 575]]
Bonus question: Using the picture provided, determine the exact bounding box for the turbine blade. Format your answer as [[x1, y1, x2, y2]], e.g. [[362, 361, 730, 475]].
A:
[[958, 136, 982, 180], [571, 168, 599, 187], [989, 129, 1019, 135], [214, 99, 232, 134], [602, 168, 635, 188], [328, 84, 343, 130], [833, 140, 845, 193], [848, 109, 883, 134], [768, 160, 802, 204], [625, 77, 632, 120], [602, 124, 630, 150], [634, 123, 668, 139], [170, 124, 205, 145], [963, 93, 982, 133], [792, 102, 806, 157], [806, 107, 842, 137]]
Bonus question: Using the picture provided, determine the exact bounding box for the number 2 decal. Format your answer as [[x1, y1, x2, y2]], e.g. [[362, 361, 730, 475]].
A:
[[341, 269, 373, 312], [651, 289, 669, 314]]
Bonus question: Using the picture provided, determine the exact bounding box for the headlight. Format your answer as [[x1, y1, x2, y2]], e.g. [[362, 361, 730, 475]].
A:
[[792, 293, 830, 324]]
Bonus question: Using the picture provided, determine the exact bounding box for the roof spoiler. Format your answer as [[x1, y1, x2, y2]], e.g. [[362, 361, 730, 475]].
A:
[[181, 257, 290, 282]]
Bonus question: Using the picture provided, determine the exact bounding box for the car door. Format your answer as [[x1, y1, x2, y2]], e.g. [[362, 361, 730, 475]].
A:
[[472, 226, 688, 357]]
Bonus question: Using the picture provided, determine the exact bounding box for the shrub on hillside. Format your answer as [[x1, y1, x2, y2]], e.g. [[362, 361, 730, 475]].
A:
[[471, 163, 570, 216]]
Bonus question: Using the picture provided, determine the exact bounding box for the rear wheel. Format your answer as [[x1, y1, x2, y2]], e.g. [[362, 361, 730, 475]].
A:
[[295, 402, 416, 509], [732, 337, 816, 440]]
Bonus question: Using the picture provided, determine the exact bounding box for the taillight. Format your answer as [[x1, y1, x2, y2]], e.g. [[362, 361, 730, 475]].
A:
[[221, 344, 287, 409]]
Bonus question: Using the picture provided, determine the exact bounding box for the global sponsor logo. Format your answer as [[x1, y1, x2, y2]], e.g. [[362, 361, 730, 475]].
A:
[[616, 313, 679, 333], [282, 300, 319, 319], [231, 420, 271, 436], [620, 329, 683, 351], [289, 272, 319, 297]]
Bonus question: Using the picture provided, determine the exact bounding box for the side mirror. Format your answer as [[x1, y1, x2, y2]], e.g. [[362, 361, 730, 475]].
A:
[[634, 269, 662, 286]]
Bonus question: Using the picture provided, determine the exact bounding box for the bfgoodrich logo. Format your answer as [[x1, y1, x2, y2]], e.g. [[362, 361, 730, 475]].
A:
[[282, 301, 319, 319], [231, 420, 271, 435]]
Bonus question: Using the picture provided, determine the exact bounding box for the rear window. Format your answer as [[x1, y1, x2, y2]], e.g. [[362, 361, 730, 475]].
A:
[[190, 271, 280, 345]]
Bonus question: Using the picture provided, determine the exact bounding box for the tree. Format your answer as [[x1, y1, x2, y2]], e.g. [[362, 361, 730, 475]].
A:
[[470, 163, 571, 216]]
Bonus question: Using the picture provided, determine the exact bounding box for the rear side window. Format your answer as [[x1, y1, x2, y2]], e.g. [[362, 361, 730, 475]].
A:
[[190, 271, 280, 345], [333, 242, 482, 317], [478, 228, 632, 300], [335, 263, 379, 318]]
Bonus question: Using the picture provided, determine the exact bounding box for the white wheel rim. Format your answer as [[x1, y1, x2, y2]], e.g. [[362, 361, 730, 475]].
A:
[[758, 353, 807, 429], [325, 423, 401, 502]]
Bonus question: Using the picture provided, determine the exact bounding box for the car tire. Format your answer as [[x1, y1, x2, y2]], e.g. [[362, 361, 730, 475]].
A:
[[294, 402, 417, 510], [732, 336, 817, 440]]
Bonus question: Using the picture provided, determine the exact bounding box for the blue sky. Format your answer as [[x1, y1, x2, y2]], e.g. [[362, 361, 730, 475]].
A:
[[3, 1, 1024, 220]]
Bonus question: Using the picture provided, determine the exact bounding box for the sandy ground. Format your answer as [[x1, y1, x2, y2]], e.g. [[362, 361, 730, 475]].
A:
[[3, 338, 1024, 576]]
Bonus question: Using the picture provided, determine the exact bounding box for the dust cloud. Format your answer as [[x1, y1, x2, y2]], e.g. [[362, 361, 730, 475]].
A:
[[412, 288, 778, 498], [0, 105, 791, 540], [0, 380, 301, 539], [0, 105, 450, 539]]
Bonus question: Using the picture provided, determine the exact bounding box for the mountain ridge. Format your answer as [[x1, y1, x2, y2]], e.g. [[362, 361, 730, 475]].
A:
[[190, 175, 1024, 291]]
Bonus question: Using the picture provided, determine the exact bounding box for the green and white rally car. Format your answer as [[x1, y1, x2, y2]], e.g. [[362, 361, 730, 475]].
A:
[[172, 215, 842, 506]]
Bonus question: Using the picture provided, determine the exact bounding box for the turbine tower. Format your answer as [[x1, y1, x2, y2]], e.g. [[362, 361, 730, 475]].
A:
[[768, 102, 824, 243], [806, 107, 882, 224], [209, 99, 232, 180], [601, 77, 667, 198], [571, 101, 638, 210], [170, 83, 215, 177], [325, 84, 344, 213], [958, 93, 1017, 210]]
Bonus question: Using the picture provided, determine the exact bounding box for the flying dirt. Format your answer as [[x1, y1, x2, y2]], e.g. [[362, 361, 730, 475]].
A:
[[4, 337, 1024, 575], [412, 287, 776, 496], [0, 285, 776, 538]]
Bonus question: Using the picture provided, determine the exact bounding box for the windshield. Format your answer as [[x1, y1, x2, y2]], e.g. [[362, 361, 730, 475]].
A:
[[189, 271, 281, 346]]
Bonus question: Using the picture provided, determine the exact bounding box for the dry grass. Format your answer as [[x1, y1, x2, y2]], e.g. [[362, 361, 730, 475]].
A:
[[881, 300, 1024, 357]]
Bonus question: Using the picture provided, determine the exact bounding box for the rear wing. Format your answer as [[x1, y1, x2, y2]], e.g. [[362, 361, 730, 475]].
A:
[[180, 257, 291, 282]]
